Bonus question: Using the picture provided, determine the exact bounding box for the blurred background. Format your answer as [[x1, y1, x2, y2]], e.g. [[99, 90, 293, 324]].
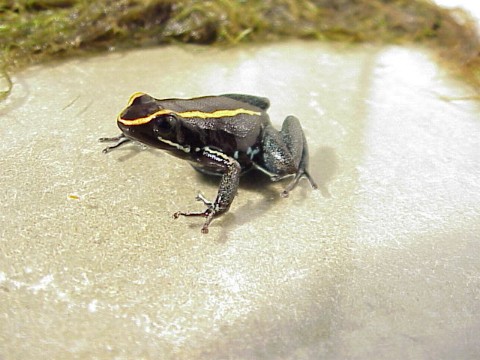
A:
[[1, 0, 479, 99]]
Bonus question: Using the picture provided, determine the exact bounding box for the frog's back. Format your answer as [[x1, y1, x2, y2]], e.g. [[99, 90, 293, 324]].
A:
[[160, 94, 268, 113], [158, 94, 270, 138]]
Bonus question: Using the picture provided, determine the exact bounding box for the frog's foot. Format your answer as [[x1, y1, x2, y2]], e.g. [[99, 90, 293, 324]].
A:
[[281, 170, 318, 198], [99, 134, 131, 153], [173, 193, 216, 234]]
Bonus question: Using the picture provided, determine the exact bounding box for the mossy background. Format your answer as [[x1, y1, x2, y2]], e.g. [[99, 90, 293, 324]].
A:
[[1, 0, 479, 99]]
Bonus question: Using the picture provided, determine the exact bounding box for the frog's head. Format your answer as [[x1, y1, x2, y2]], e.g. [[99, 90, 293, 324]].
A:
[[116, 92, 185, 152]]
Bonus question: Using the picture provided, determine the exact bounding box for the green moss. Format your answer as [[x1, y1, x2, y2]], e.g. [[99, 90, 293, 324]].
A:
[[0, 69, 12, 101], [1, 0, 479, 94]]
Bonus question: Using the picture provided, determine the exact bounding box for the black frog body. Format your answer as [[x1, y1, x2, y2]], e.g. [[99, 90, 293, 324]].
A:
[[100, 92, 317, 233]]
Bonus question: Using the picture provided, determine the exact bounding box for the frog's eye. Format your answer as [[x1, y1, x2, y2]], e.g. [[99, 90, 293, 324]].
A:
[[153, 114, 177, 136]]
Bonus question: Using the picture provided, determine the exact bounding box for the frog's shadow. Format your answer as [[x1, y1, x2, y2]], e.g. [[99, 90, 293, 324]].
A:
[[308, 145, 339, 199]]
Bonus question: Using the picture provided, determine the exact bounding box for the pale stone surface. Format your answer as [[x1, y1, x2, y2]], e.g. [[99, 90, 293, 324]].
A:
[[1, 42, 479, 359]]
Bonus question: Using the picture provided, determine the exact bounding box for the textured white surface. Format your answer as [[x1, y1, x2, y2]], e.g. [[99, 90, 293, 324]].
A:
[[1, 42, 479, 359]]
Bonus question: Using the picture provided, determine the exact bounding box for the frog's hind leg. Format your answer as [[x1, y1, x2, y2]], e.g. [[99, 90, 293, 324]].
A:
[[261, 116, 318, 197], [280, 116, 318, 197]]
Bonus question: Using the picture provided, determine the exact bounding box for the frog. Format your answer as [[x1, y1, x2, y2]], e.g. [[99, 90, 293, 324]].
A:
[[100, 92, 318, 234]]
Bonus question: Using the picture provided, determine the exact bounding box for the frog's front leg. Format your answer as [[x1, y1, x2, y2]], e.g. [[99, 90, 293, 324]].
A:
[[173, 147, 241, 234], [99, 133, 131, 153], [259, 116, 318, 197]]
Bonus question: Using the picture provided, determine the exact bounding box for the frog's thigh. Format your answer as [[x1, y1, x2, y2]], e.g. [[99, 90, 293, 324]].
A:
[[261, 124, 298, 176], [280, 116, 308, 169]]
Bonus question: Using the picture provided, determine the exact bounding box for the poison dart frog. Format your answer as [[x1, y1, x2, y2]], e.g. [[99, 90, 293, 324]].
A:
[[100, 92, 318, 234]]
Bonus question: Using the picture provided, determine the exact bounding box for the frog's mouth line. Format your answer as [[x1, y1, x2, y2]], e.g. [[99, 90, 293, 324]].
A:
[[156, 135, 191, 153]]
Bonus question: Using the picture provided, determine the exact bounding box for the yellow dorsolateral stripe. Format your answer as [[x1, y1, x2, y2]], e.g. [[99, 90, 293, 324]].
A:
[[118, 108, 261, 126], [127, 92, 147, 106]]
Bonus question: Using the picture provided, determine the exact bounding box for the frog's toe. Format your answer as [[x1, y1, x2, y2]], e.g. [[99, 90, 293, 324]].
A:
[[172, 206, 216, 234], [201, 225, 210, 234], [281, 170, 318, 196], [195, 193, 213, 206], [302, 170, 318, 190], [280, 189, 290, 198]]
